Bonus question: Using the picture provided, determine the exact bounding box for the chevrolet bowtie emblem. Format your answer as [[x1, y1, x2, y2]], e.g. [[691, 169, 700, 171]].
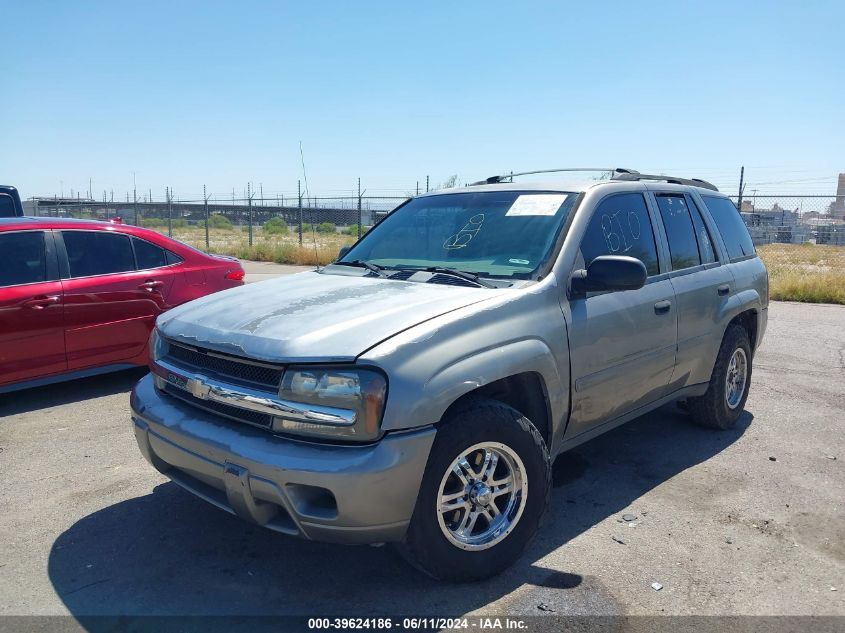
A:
[[189, 375, 212, 400]]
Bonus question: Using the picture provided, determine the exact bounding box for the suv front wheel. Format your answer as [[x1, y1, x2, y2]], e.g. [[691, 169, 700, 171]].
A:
[[398, 399, 551, 581]]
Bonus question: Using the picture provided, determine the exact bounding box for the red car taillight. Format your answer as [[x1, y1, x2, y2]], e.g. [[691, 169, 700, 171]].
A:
[[225, 269, 246, 281]]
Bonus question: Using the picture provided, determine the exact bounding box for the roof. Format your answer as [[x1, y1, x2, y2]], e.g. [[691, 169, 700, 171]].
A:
[[0, 217, 212, 259], [0, 217, 166, 236], [0, 216, 107, 229]]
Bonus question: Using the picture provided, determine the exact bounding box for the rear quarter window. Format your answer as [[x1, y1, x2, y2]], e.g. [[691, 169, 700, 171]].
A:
[[701, 196, 756, 260]]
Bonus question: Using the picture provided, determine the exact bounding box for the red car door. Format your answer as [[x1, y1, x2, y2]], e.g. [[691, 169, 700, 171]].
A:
[[58, 229, 175, 371], [0, 230, 66, 388]]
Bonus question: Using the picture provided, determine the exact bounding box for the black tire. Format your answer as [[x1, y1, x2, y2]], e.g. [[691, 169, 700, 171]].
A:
[[397, 398, 551, 582], [689, 324, 752, 430]]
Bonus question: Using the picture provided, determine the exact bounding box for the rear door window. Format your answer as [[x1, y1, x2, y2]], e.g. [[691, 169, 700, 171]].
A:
[[0, 232, 48, 287], [686, 196, 717, 264], [132, 237, 167, 269], [701, 196, 756, 260], [655, 195, 701, 271], [63, 231, 135, 278], [579, 193, 660, 276]]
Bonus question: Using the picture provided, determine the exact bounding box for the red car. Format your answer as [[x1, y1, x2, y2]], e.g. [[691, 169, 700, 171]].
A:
[[0, 217, 245, 393]]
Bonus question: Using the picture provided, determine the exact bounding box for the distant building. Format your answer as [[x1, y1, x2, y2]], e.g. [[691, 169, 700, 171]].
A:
[[831, 173, 845, 219]]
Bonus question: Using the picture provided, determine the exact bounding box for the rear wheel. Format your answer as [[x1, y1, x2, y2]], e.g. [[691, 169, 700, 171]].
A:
[[398, 399, 550, 581], [689, 324, 752, 429]]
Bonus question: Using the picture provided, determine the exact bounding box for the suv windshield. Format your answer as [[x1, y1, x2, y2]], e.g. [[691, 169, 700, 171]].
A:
[[339, 191, 578, 279]]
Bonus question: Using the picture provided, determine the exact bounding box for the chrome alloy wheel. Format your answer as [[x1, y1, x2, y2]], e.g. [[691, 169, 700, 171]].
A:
[[436, 442, 528, 551], [725, 347, 748, 410]]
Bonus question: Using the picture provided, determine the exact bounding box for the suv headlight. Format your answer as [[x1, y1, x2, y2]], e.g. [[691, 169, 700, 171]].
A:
[[275, 366, 387, 441], [148, 328, 168, 365]]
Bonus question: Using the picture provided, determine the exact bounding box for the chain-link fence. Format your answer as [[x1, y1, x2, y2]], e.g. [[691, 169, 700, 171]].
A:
[[728, 195, 845, 246], [727, 195, 845, 302], [25, 189, 845, 302], [26, 194, 410, 266]]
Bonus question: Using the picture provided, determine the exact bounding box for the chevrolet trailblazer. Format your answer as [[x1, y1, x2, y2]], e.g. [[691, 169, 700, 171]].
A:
[[130, 168, 767, 581]]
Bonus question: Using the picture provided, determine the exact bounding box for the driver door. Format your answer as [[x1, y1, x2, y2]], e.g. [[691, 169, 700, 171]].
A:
[[564, 192, 677, 438]]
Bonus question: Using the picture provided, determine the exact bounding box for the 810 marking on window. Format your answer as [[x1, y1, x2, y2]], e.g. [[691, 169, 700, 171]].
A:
[[601, 210, 641, 253]]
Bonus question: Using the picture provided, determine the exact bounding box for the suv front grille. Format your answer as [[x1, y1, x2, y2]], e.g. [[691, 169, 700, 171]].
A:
[[165, 341, 284, 390], [162, 384, 274, 429]]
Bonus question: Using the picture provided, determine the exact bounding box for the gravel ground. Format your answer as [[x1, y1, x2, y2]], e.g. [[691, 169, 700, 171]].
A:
[[0, 277, 842, 619], [240, 260, 312, 283]]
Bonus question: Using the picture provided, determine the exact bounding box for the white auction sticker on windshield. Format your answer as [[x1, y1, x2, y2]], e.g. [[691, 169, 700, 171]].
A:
[[505, 194, 568, 216]]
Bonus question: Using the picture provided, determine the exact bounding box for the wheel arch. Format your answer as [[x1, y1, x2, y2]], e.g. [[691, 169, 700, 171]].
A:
[[716, 289, 762, 351], [412, 338, 566, 448], [443, 372, 553, 447], [728, 309, 759, 354]]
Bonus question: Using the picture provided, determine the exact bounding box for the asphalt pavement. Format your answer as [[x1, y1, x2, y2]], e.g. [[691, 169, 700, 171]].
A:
[[0, 263, 842, 619]]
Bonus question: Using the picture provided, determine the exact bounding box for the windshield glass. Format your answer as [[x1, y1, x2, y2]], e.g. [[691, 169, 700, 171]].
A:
[[340, 191, 577, 279]]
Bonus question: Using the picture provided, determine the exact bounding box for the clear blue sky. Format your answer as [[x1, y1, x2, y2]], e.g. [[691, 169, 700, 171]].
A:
[[1, 0, 842, 201]]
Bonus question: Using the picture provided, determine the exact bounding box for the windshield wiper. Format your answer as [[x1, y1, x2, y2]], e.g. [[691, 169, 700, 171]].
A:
[[399, 266, 496, 288], [333, 260, 389, 278]]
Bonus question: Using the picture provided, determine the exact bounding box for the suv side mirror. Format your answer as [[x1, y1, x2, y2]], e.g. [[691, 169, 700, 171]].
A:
[[337, 245, 351, 260], [571, 255, 647, 296]]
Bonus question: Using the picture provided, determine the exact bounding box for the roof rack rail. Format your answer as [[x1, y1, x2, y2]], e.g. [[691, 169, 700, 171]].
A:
[[471, 168, 623, 186], [611, 168, 719, 191], [470, 167, 719, 191]]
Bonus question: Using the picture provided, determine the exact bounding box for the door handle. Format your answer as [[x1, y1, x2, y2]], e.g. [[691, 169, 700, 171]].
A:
[[139, 280, 165, 291], [23, 295, 61, 309], [654, 300, 672, 315], [717, 284, 730, 296]]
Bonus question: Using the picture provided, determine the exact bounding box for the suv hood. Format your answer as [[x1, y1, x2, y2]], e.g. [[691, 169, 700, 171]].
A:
[[158, 271, 506, 362]]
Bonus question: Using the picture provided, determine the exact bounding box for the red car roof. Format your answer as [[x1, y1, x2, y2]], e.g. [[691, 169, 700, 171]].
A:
[[0, 217, 209, 260]]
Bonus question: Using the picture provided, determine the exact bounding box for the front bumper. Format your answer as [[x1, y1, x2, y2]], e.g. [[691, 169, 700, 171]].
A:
[[130, 374, 435, 544]]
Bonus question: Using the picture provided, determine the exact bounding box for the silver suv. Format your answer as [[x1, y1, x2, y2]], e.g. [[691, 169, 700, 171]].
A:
[[130, 168, 768, 581]]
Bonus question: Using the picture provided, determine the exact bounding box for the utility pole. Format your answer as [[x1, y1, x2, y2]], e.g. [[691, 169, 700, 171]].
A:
[[737, 166, 745, 212], [247, 182, 254, 247], [298, 179, 303, 245], [203, 185, 210, 249], [88, 177, 92, 200], [133, 172, 138, 225], [357, 177, 363, 238], [426, 175, 430, 193], [167, 186, 173, 237], [260, 183, 264, 207], [416, 181, 420, 196]]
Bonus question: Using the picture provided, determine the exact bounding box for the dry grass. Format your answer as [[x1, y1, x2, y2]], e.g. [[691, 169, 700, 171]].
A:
[[757, 243, 845, 304], [165, 226, 356, 266]]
